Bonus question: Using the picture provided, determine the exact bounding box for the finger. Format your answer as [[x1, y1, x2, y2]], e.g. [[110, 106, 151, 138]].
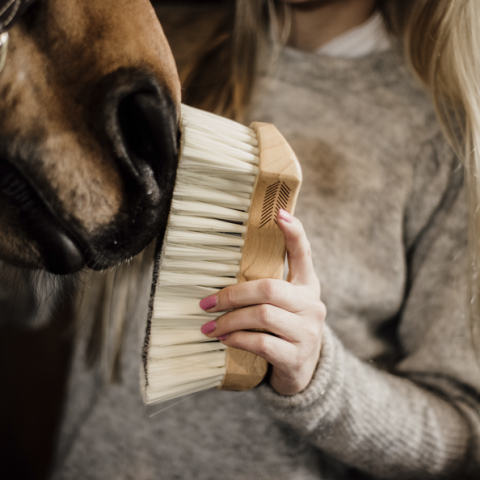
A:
[[199, 278, 313, 314], [218, 330, 297, 369], [200, 304, 301, 341], [277, 210, 319, 287]]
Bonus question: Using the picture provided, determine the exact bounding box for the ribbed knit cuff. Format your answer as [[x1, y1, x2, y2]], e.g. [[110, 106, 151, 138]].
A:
[[257, 324, 346, 423]]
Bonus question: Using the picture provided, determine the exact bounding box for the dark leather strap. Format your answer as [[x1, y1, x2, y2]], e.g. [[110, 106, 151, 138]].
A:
[[0, 0, 36, 32]]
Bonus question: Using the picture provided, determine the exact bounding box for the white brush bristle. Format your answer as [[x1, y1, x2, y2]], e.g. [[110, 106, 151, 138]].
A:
[[144, 104, 259, 405]]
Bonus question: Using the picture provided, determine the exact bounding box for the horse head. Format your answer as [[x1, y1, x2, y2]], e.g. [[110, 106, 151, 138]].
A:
[[0, 0, 180, 274]]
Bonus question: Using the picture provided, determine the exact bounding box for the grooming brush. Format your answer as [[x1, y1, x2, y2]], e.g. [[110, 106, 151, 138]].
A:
[[141, 104, 302, 405]]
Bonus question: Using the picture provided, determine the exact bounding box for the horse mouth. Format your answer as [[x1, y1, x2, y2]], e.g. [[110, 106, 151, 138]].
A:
[[0, 127, 177, 275], [0, 156, 85, 274]]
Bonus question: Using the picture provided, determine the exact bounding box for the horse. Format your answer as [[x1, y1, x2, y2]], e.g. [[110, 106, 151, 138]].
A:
[[0, 0, 180, 275], [0, 1, 182, 473]]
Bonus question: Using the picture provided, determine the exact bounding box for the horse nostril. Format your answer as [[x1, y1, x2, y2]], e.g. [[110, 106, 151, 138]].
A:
[[98, 69, 179, 208], [119, 93, 157, 173], [116, 89, 178, 203]]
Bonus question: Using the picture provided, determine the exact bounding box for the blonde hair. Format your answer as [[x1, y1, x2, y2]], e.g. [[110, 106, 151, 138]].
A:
[[181, 1, 267, 121], [83, 0, 480, 374], [382, 0, 480, 349]]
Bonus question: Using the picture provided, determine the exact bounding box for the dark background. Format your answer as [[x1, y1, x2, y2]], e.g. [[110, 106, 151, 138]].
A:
[[0, 303, 73, 480], [0, 1, 223, 480]]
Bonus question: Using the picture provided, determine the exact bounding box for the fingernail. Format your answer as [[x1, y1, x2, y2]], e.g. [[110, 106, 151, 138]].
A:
[[217, 335, 228, 341], [201, 320, 216, 335], [200, 295, 217, 311], [278, 209, 293, 223]]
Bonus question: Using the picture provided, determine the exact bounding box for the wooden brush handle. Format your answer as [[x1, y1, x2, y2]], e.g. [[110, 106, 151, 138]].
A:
[[219, 122, 302, 391]]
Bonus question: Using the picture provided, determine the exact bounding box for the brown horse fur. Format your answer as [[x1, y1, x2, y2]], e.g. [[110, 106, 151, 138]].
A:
[[0, 0, 181, 274]]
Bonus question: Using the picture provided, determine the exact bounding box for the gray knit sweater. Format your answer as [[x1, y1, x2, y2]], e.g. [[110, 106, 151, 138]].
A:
[[48, 8, 480, 480]]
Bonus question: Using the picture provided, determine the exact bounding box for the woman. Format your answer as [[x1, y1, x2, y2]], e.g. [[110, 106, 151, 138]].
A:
[[52, 1, 480, 478]]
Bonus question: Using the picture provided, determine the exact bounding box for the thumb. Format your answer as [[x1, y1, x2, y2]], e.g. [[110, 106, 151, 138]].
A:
[[277, 209, 318, 287]]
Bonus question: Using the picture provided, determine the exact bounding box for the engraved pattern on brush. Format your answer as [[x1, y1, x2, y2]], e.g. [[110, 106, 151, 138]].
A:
[[259, 181, 291, 228]]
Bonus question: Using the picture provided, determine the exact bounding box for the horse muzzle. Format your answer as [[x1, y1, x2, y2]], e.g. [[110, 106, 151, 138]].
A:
[[0, 68, 179, 274], [81, 68, 180, 272]]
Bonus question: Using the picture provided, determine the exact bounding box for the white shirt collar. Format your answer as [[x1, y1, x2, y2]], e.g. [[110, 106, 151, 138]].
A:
[[316, 11, 391, 58]]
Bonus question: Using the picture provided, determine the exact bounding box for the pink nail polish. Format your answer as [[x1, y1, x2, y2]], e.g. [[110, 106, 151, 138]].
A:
[[278, 209, 293, 223], [201, 320, 216, 335], [199, 295, 217, 311], [217, 335, 228, 341]]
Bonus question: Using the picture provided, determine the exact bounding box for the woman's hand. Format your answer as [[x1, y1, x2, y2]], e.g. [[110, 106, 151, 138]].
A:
[[199, 209, 326, 396]]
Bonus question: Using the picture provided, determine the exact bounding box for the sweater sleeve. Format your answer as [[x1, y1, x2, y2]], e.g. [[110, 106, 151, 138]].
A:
[[258, 150, 480, 478]]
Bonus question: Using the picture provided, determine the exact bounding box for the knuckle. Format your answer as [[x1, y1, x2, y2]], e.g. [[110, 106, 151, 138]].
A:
[[286, 354, 303, 376], [222, 286, 237, 306], [302, 323, 321, 346], [260, 279, 277, 302], [312, 300, 327, 322], [316, 302, 327, 321], [258, 304, 275, 326], [257, 335, 271, 357], [304, 321, 319, 338], [292, 241, 312, 263], [295, 217, 305, 231]]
